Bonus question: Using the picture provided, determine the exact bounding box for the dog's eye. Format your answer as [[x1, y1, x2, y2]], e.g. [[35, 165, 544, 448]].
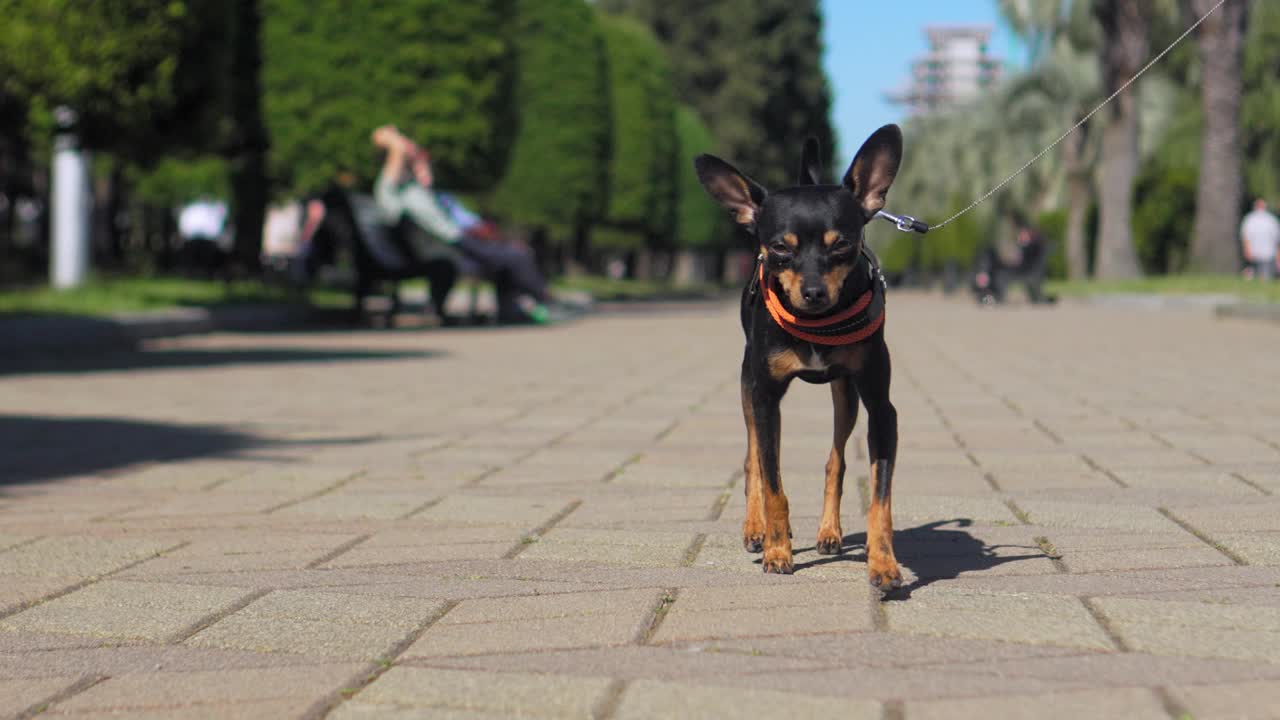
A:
[[831, 238, 854, 254], [769, 241, 793, 256]]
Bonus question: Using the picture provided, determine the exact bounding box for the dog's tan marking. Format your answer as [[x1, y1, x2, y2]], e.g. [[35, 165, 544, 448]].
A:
[[740, 383, 765, 552], [766, 348, 806, 381], [782, 232, 799, 248], [823, 229, 840, 247], [775, 269, 806, 307], [822, 264, 852, 305]]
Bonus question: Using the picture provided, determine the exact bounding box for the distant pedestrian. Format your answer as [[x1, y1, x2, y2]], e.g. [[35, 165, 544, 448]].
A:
[[178, 197, 230, 252], [176, 196, 231, 276], [1011, 224, 1049, 303], [1241, 198, 1280, 281]]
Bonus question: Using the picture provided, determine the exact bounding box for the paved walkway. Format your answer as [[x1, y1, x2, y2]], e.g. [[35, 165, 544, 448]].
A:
[[2, 295, 1279, 719]]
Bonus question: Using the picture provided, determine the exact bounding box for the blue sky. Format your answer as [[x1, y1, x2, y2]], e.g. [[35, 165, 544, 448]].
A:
[[821, 0, 1026, 162]]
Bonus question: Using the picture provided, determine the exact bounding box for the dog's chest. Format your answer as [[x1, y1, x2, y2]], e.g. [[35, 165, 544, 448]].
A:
[[767, 343, 867, 383]]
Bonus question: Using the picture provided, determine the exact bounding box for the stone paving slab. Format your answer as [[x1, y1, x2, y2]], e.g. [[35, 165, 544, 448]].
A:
[[1170, 680, 1280, 720], [905, 687, 1171, 720], [1, 676, 81, 718], [614, 679, 881, 720], [46, 664, 359, 717], [0, 536, 178, 577], [332, 666, 614, 719], [5, 295, 1280, 717], [187, 589, 445, 659], [1, 580, 251, 642]]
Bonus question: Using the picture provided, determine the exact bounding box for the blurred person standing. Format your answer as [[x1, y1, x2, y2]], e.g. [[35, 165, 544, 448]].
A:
[[1241, 198, 1280, 281]]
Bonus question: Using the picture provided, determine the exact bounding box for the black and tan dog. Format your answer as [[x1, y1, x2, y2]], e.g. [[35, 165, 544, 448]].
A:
[[695, 125, 904, 592]]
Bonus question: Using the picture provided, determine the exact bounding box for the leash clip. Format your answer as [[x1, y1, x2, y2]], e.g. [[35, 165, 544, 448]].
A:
[[875, 210, 929, 234], [748, 252, 764, 296]]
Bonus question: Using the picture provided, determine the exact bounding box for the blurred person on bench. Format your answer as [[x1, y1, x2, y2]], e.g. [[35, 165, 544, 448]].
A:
[[371, 125, 557, 325], [298, 167, 460, 323]]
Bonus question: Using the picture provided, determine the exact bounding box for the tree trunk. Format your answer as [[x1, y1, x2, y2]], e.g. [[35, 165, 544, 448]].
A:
[[570, 222, 592, 276], [92, 164, 113, 267], [1092, 0, 1148, 279], [106, 164, 126, 265], [1187, 0, 1248, 273], [228, 0, 268, 276], [1063, 128, 1092, 279], [632, 246, 654, 280]]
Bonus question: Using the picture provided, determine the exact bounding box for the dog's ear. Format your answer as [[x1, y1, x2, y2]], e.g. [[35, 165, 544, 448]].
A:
[[797, 137, 822, 186], [842, 124, 903, 218], [694, 154, 767, 227]]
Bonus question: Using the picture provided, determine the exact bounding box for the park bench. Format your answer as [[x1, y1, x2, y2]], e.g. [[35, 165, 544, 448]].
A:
[[264, 194, 492, 324]]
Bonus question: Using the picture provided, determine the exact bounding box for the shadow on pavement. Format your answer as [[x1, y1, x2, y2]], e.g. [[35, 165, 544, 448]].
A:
[[788, 518, 1045, 599], [0, 414, 378, 487], [0, 346, 442, 376]]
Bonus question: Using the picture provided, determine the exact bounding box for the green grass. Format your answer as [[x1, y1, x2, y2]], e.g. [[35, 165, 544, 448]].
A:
[[397, 275, 721, 301], [0, 276, 351, 317], [552, 275, 724, 301], [1046, 275, 1280, 303], [0, 273, 728, 318]]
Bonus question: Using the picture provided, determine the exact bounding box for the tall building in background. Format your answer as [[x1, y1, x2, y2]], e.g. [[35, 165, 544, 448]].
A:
[[886, 25, 1003, 116]]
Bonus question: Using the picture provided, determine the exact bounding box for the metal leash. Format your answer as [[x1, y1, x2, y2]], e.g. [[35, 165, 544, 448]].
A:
[[876, 0, 1226, 235]]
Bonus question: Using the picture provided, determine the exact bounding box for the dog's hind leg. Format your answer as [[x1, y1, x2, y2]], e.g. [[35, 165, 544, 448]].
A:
[[817, 376, 859, 555], [854, 343, 902, 592]]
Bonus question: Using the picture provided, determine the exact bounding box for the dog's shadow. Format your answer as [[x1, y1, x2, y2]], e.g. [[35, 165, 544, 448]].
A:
[[782, 518, 1045, 600]]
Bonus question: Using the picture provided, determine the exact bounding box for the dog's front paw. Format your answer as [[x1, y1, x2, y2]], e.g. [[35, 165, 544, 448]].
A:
[[762, 548, 794, 574], [815, 527, 843, 555], [868, 558, 903, 594], [743, 518, 765, 554]]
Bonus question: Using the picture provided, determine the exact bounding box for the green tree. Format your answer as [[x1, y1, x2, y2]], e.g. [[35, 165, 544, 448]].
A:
[[490, 0, 610, 238], [600, 0, 834, 191], [597, 14, 678, 266], [754, 0, 836, 185], [0, 1, 227, 156], [999, 0, 1101, 278], [675, 106, 718, 249], [1242, 0, 1280, 202], [0, 0, 239, 272], [1133, 93, 1200, 272], [261, 0, 516, 195]]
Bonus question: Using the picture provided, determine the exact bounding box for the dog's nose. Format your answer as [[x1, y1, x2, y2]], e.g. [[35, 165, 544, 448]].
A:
[[801, 285, 828, 306]]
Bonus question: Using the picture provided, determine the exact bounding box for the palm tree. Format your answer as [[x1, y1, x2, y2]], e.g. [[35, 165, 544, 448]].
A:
[[1185, 0, 1250, 273], [994, 0, 1101, 278], [1091, 0, 1154, 279], [1004, 40, 1101, 279], [997, 0, 1071, 62]]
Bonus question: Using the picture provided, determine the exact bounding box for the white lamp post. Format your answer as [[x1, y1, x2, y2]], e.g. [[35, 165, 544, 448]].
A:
[[50, 106, 91, 289]]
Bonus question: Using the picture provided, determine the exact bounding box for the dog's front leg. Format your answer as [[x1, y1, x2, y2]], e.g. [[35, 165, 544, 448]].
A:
[[817, 376, 859, 555], [746, 374, 792, 574], [740, 362, 766, 553], [856, 343, 902, 592]]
